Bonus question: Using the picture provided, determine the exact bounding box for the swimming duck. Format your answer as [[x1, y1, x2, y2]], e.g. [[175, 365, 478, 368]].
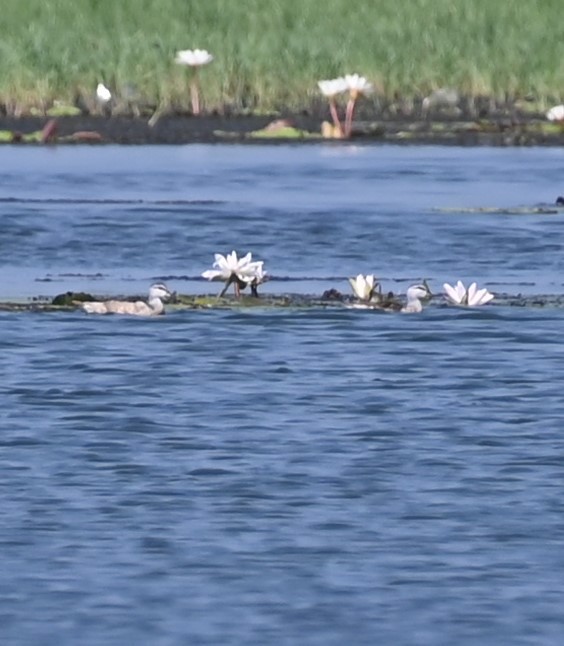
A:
[[377, 280, 432, 312], [400, 283, 432, 313], [81, 283, 174, 316], [354, 282, 431, 312]]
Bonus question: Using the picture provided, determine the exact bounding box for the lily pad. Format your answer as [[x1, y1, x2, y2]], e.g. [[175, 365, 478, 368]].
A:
[[247, 126, 318, 139], [46, 104, 82, 117], [0, 129, 45, 143], [22, 131, 43, 143]]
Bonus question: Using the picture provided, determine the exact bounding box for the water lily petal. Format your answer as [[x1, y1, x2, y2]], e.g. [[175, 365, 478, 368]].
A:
[[240, 266, 267, 284], [225, 250, 240, 271], [467, 282, 478, 305], [349, 274, 375, 300], [237, 251, 253, 268], [479, 291, 495, 305], [349, 276, 366, 299], [318, 78, 347, 97], [202, 269, 224, 281], [473, 288, 494, 306], [344, 73, 372, 95], [213, 252, 229, 268], [175, 49, 213, 66], [468, 287, 485, 306], [455, 280, 467, 301], [236, 261, 260, 279], [443, 282, 463, 304]]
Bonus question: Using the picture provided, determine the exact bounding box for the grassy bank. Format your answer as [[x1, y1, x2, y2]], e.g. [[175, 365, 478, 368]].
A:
[[1, 0, 563, 115]]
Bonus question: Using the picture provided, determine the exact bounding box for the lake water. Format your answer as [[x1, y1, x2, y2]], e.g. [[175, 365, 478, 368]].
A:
[[1, 145, 564, 645]]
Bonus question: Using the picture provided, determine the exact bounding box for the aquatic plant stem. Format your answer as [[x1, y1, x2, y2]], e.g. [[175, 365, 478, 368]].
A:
[[190, 70, 201, 115], [218, 274, 242, 298], [219, 276, 231, 298], [329, 98, 342, 133], [344, 96, 356, 138]]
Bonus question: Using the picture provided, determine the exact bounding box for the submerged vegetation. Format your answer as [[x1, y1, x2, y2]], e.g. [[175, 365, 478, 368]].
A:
[[0, 0, 564, 116]]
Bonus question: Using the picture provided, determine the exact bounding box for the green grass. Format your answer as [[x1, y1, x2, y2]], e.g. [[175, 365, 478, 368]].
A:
[[1, 0, 564, 115]]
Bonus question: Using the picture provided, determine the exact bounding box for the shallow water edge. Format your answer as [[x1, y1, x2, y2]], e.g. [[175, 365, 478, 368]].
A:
[[1, 113, 564, 146]]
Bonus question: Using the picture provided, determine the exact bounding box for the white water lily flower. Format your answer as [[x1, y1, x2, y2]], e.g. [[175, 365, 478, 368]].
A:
[[318, 78, 347, 98], [202, 251, 264, 297], [444, 280, 467, 304], [202, 251, 256, 282], [344, 74, 373, 97], [318, 78, 347, 136], [547, 105, 564, 122], [443, 280, 494, 307], [175, 49, 213, 115], [175, 49, 214, 66], [349, 274, 376, 301], [343, 74, 372, 138], [241, 261, 267, 284], [243, 261, 268, 297]]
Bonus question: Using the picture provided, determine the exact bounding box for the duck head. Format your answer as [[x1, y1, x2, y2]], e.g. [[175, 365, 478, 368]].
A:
[[149, 283, 175, 302], [406, 283, 432, 302]]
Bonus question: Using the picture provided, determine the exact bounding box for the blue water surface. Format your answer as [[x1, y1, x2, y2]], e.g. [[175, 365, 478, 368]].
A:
[[1, 145, 564, 645]]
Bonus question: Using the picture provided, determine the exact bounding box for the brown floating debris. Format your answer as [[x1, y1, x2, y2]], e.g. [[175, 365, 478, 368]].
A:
[[70, 131, 103, 142]]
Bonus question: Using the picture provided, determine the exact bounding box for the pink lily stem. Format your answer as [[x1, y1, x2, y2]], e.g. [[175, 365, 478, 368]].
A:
[[344, 97, 356, 138], [190, 70, 200, 115], [329, 98, 342, 133]]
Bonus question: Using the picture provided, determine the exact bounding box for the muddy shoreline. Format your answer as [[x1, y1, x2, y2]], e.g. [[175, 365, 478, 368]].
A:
[[1, 111, 564, 146]]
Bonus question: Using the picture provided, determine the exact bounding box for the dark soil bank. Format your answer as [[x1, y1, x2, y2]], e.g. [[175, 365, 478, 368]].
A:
[[1, 111, 564, 146]]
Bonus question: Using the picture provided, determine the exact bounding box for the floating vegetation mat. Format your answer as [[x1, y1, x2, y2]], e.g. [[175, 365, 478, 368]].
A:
[[435, 206, 564, 215], [2, 291, 564, 313]]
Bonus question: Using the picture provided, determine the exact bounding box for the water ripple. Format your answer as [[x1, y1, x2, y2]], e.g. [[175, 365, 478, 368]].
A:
[[1, 146, 564, 645]]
